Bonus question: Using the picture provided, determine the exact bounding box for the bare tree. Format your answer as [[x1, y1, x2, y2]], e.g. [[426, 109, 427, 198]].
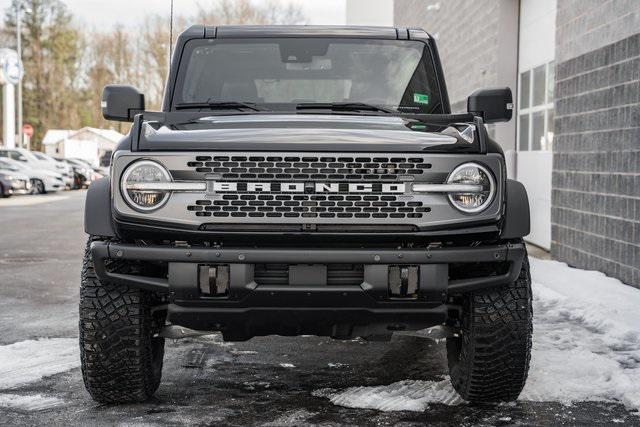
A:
[[3, 0, 84, 149], [0, 0, 308, 140], [195, 0, 306, 26], [83, 25, 140, 131]]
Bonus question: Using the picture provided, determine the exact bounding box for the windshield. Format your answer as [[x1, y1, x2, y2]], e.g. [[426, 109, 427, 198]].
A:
[[173, 38, 443, 114]]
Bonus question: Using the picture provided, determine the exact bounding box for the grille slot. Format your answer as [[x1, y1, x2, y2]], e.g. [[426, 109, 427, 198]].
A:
[[254, 264, 364, 286], [187, 156, 431, 180], [188, 194, 431, 219]]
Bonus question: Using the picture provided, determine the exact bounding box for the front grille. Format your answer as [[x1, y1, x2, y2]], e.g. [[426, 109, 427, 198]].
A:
[[12, 180, 28, 190], [187, 194, 431, 219], [186, 155, 431, 181], [254, 264, 364, 286], [113, 151, 503, 229]]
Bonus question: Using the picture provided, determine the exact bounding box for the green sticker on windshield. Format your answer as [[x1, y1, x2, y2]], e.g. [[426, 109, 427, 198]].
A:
[[413, 93, 429, 104]]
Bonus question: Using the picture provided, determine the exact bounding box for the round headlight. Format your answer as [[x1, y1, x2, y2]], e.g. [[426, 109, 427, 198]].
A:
[[121, 160, 171, 211], [447, 162, 495, 213]]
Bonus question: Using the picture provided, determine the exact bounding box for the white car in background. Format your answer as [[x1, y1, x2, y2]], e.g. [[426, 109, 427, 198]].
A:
[[0, 157, 65, 194], [30, 151, 74, 188], [0, 168, 31, 197]]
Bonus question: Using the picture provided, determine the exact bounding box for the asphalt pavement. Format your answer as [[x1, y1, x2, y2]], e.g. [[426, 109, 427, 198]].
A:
[[0, 191, 637, 426]]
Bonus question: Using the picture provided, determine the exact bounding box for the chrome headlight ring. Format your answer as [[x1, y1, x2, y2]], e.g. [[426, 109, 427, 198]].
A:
[[446, 162, 496, 213], [120, 160, 172, 212]]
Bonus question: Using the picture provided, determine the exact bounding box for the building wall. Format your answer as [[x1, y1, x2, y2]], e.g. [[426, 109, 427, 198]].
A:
[[515, 0, 556, 250], [555, 0, 640, 62], [393, 0, 518, 156], [552, 3, 640, 287], [393, 0, 640, 287]]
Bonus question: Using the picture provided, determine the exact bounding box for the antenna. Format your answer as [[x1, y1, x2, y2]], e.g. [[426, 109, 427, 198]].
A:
[[169, 0, 174, 64]]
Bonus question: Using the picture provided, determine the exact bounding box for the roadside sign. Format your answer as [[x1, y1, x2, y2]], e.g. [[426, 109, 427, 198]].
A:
[[22, 123, 33, 138]]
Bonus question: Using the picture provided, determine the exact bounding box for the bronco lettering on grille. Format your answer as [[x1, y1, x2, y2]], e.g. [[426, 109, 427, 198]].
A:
[[212, 182, 406, 193]]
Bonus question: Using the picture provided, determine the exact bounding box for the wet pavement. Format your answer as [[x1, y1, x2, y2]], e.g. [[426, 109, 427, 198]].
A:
[[0, 191, 638, 425]]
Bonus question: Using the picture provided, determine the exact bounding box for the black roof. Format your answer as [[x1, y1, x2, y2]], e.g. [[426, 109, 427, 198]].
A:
[[162, 25, 435, 111], [179, 25, 430, 40]]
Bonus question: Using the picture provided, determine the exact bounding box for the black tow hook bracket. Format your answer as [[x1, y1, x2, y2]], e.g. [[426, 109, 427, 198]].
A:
[[198, 264, 230, 296], [388, 265, 419, 298]]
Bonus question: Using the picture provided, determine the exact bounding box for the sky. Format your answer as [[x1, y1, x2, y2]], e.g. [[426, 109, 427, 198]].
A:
[[0, 0, 347, 29]]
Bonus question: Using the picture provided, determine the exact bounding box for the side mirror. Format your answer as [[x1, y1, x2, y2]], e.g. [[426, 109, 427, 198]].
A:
[[467, 87, 513, 123], [101, 85, 145, 122]]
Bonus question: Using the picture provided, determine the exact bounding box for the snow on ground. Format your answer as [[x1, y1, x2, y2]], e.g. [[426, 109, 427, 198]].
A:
[[263, 409, 318, 426], [0, 338, 79, 389], [0, 393, 66, 411], [313, 379, 462, 412], [522, 258, 640, 411], [315, 257, 640, 413], [279, 363, 296, 368]]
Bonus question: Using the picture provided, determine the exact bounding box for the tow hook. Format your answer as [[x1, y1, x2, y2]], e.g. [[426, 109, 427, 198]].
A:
[[388, 265, 419, 298]]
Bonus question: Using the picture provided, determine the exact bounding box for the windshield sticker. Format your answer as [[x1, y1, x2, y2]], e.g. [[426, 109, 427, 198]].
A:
[[413, 93, 429, 104]]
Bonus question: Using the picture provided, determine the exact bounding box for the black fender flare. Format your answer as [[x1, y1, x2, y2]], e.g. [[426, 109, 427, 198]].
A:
[[84, 177, 115, 237], [500, 179, 530, 239]]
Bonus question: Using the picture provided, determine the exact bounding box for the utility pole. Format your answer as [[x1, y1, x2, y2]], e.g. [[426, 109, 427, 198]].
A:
[[0, 49, 23, 148], [16, 0, 24, 148]]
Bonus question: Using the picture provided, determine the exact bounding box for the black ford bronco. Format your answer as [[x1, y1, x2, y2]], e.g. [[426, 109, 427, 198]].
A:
[[81, 25, 532, 404]]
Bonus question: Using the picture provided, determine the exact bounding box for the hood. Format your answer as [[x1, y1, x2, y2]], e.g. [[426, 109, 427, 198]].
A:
[[137, 114, 478, 153], [0, 169, 29, 181]]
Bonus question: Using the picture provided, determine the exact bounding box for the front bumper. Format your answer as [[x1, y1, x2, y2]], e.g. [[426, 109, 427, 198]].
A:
[[1, 178, 30, 196], [44, 177, 64, 192], [11, 178, 31, 195], [90, 241, 525, 337]]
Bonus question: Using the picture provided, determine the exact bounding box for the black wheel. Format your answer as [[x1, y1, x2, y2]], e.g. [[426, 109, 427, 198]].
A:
[[32, 179, 45, 194], [79, 237, 166, 403], [0, 183, 8, 198], [446, 247, 532, 403]]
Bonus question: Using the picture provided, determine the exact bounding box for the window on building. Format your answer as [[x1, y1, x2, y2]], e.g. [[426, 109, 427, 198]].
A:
[[517, 61, 555, 151], [519, 115, 529, 151], [520, 71, 530, 109]]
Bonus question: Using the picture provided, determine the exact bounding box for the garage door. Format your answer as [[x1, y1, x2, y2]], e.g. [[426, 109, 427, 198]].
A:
[[516, 0, 556, 250]]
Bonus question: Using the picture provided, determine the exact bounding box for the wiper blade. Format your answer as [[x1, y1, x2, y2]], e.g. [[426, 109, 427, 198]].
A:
[[174, 101, 262, 111], [296, 102, 396, 114]]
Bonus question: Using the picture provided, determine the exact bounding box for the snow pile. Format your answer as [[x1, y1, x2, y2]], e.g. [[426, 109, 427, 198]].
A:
[[522, 258, 640, 410], [313, 379, 462, 412], [314, 257, 640, 413], [0, 338, 79, 389], [0, 393, 66, 411]]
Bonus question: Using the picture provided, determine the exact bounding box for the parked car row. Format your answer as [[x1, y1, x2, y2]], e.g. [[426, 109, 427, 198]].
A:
[[0, 147, 106, 197]]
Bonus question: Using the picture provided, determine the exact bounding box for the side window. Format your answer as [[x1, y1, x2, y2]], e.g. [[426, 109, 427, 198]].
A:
[[9, 151, 27, 162], [517, 61, 555, 151]]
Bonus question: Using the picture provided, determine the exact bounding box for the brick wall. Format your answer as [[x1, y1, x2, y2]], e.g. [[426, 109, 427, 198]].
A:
[[394, 0, 500, 112], [394, 0, 518, 153], [552, 33, 640, 287], [556, 0, 640, 63]]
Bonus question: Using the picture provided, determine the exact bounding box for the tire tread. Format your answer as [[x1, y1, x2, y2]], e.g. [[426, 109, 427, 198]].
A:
[[448, 252, 533, 403], [79, 236, 164, 403]]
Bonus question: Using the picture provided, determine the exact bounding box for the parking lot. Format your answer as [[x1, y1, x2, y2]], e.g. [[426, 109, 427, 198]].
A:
[[0, 191, 638, 425]]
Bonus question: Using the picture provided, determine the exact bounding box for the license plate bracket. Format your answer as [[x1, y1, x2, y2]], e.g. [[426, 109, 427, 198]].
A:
[[289, 264, 327, 286]]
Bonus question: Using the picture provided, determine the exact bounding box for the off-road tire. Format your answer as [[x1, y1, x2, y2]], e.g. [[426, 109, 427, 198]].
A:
[[446, 248, 532, 403], [79, 236, 166, 403]]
